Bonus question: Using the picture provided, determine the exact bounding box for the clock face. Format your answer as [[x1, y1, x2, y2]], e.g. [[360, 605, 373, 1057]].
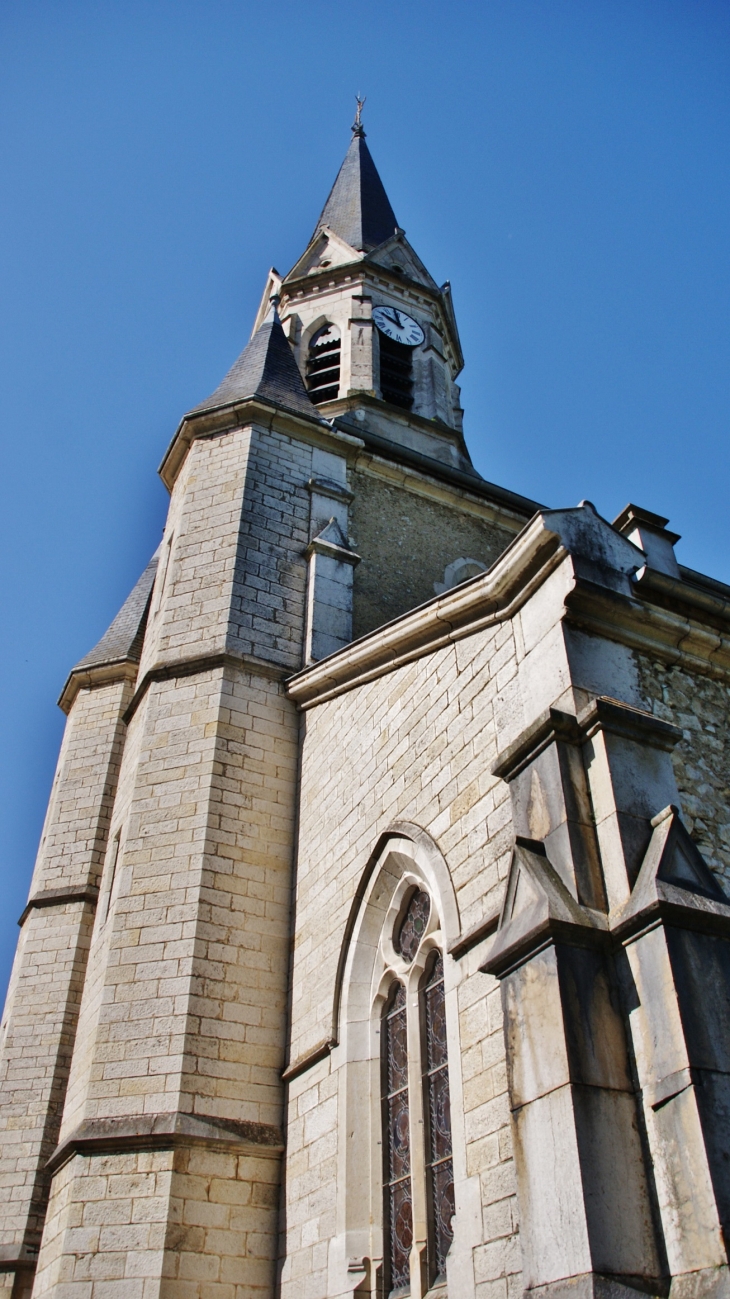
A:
[[373, 306, 425, 347]]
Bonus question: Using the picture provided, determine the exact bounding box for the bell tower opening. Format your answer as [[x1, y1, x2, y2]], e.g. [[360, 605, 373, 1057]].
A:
[[306, 323, 341, 404], [379, 333, 414, 410]]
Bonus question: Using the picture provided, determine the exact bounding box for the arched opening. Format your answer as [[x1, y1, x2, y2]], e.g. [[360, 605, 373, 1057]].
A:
[[306, 323, 341, 404], [332, 828, 466, 1299]]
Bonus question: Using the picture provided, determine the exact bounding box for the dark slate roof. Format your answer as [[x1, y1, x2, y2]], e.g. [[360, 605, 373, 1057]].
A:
[[73, 552, 159, 672], [189, 304, 321, 420], [313, 129, 398, 252]]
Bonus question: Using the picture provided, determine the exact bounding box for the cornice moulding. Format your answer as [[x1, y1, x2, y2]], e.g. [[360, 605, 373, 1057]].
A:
[[158, 397, 362, 491], [58, 658, 139, 716], [123, 649, 289, 725], [565, 580, 730, 681], [288, 505, 730, 709], [47, 1111, 284, 1176]]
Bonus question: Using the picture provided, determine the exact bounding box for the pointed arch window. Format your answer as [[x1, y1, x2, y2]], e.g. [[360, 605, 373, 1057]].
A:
[[380, 889, 454, 1295], [306, 323, 341, 404]]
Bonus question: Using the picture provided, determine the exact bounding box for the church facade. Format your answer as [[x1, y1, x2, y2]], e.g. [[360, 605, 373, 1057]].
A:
[[1, 119, 730, 1299]]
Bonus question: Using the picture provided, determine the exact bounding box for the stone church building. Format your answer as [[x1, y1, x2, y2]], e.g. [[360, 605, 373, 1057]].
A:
[[1, 117, 730, 1299]]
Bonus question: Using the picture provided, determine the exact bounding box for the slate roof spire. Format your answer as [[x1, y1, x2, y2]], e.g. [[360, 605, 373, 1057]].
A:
[[313, 107, 399, 252], [189, 297, 321, 421]]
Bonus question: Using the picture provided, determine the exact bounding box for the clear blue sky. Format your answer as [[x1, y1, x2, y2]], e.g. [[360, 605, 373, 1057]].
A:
[[1, 0, 729, 1000]]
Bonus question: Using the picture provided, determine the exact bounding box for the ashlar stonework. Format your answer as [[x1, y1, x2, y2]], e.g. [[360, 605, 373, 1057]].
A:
[[2, 119, 730, 1299]]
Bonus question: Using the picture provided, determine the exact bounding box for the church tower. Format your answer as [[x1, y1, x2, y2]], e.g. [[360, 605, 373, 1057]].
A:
[[4, 108, 730, 1299], [0, 115, 536, 1298]]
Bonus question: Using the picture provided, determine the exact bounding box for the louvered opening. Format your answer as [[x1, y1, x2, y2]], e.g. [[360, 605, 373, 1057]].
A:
[[306, 324, 341, 405], [379, 333, 413, 410]]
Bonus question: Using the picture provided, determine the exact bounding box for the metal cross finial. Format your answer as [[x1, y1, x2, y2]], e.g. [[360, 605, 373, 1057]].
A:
[[352, 94, 366, 136]]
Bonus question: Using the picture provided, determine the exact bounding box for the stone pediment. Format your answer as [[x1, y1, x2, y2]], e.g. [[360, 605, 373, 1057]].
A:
[[365, 232, 440, 293], [284, 226, 365, 283]]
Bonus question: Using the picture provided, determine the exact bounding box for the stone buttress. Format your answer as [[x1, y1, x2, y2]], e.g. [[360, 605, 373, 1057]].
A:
[[0, 559, 157, 1295]]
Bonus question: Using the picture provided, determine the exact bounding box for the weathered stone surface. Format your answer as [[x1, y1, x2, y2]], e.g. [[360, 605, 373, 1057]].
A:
[[635, 655, 730, 888]]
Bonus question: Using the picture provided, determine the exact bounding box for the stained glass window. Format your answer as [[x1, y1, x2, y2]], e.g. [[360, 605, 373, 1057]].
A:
[[396, 889, 430, 963], [382, 983, 413, 1295], [423, 953, 454, 1281]]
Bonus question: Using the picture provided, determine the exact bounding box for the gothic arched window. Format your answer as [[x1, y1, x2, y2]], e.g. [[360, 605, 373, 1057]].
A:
[[382, 982, 413, 1295], [306, 324, 341, 404], [381, 889, 454, 1294]]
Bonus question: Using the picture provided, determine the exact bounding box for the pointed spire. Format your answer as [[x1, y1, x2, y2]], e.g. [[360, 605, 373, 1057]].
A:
[[189, 298, 321, 421], [313, 106, 399, 252]]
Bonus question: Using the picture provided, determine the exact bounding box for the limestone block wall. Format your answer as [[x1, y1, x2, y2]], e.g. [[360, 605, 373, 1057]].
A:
[[140, 422, 312, 678], [0, 677, 131, 1273], [635, 653, 730, 887]]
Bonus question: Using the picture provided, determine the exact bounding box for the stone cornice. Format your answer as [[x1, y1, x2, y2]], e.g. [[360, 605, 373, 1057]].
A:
[[47, 1112, 284, 1175], [59, 659, 139, 716], [18, 885, 99, 928], [158, 396, 362, 492], [288, 503, 730, 710], [123, 649, 289, 725], [349, 423, 541, 519], [565, 577, 730, 681], [287, 514, 567, 708]]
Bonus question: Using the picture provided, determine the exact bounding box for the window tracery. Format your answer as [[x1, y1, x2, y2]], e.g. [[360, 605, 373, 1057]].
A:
[[395, 889, 430, 963]]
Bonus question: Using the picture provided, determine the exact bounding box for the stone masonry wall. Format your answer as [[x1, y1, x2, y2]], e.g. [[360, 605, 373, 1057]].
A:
[[284, 620, 522, 1299], [31, 414, 313, 1296], [140, 423, 312, 679], [0, 677, 131, 1265], [635, 653, 730, 888], [350, 469, 517, 640]]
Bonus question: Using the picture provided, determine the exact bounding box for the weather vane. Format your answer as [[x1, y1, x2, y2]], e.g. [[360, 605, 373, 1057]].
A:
[[353, 93, 366, 135]]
